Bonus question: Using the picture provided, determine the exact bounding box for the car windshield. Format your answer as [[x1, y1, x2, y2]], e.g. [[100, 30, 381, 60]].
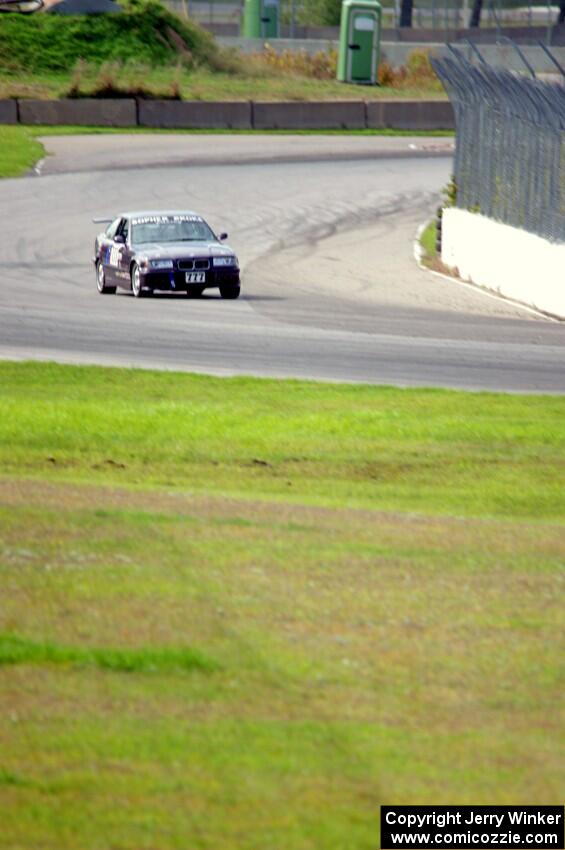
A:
[[131, 216, 215, 245]]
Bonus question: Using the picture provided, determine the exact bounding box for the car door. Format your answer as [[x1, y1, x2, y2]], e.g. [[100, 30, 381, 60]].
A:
[[97, 218, 117, 279], [98, 218, 119, 283], [104, 218, 127, 287], [116, 218, 134, 289]]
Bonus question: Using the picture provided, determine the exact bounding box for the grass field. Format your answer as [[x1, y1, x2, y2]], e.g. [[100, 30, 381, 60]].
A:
[[0, 3, 442, 102], [0, 66, 445, 102], [0, 361, 563, 849]]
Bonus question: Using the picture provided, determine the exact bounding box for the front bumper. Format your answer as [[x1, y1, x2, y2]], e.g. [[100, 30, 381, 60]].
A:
[[141, 268, 240, 291]]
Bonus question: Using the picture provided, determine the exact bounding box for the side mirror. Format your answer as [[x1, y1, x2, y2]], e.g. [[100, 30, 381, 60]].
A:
[[114, 234, 125, 244], [219, 233, 228, 241]]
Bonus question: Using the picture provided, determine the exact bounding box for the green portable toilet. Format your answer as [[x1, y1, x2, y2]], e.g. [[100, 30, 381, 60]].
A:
[[337, 0, 381, 85], [241, 0, 280, 38]]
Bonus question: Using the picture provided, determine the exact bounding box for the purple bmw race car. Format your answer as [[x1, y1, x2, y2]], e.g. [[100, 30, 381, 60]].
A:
[[93, 210, 241, 299]]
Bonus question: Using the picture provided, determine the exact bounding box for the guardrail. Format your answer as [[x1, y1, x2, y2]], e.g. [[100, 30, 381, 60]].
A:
[[0, 98, 454, 130]]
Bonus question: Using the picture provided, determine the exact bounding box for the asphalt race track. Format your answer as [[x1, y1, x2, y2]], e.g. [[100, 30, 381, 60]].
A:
[[0, 134, 563, 392]]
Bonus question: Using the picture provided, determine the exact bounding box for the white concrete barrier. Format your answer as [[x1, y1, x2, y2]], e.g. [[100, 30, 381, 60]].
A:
[[441, 207, 565, 319]]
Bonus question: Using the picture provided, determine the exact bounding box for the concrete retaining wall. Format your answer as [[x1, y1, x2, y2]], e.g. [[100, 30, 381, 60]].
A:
[[441, 207, 565, 319], [138, 100, 252, 129], [18, 98, 137, 127], [253, 100, 366, 130], [0, 100, 18, 124], [368, 99, 453, 129], [1, 98, 452, 130]]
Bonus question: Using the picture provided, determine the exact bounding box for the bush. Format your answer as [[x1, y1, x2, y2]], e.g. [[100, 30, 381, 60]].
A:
[[248, 45, 338, 80], [404, 49, 439, 85], [378, 49, 441, 90], [0, 0, 221, 73]]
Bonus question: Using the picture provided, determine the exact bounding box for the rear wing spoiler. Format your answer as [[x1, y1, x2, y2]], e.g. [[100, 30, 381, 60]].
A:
[[92, 217, 113, 224]]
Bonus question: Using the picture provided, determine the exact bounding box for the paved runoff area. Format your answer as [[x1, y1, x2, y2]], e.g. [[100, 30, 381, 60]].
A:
[[1, 133, 563, 392]]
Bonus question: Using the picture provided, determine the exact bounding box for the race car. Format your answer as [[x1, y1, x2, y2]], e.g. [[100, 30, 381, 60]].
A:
[[93, 210, 240, 299]]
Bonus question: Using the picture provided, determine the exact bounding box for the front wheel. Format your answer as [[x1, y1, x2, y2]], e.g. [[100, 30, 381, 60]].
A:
[[131, 263, 145, 298], [96, 261, 116, 295], [219, 283, 240, 300]]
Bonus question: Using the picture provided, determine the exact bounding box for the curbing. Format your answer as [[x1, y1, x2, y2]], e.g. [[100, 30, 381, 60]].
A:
[[4, 98, 452, 130]]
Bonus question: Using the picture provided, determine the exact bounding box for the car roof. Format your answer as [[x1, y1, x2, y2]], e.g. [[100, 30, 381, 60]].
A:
[[121, 210, 203, 219]]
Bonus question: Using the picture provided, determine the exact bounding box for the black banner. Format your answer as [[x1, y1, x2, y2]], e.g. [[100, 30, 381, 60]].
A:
[[381, 806, 564, 849]]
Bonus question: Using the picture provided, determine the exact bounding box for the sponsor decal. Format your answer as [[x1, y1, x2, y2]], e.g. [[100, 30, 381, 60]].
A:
[[104, 245, 122, 267], [131, 215, 202, 225]]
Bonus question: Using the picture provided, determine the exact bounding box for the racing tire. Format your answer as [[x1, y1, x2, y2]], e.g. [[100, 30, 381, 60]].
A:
[[131, 263, 145, 298], [186, 286, 205, 298], [96, 261, 116, 295], [219, 283, 240, 300]]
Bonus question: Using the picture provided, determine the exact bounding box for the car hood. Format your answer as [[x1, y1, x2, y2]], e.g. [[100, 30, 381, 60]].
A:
[[135, 242, 236, 259]]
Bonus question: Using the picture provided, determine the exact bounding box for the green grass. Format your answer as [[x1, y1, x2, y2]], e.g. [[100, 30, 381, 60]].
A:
[[0, 361, 563, 518], [0, 362, 563, 848], [420, 218, 436, 257], [0, 633, 216, 673], [31, 125, 454, 137], [0, 126, 44, 178], [420, 218, 438, 266]]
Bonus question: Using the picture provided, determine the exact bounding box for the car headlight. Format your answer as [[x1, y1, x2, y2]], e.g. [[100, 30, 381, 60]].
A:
[[213, 256, 238, 267], [150, 259, 174, 270]]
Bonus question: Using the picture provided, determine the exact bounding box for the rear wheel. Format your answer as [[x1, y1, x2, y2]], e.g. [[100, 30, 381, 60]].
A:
[[219, 283, 240, 300], [131, 263, 145, 298], [96, 261, 116, 295]]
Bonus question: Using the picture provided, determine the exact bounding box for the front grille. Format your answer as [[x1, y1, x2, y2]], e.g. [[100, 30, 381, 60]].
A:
[[178, 258, 210, 271]]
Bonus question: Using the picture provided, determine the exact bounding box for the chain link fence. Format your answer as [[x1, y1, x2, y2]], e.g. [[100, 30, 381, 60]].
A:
[[432, 48, 565, 241], [163, 0, 561, 32]]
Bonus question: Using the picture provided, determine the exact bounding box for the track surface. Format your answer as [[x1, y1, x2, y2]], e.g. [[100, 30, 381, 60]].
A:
[[0, 134, 563, 392]]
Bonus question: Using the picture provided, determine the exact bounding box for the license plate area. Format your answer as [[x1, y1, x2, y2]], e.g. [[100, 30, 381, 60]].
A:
[[185, 272, 205, 284]]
